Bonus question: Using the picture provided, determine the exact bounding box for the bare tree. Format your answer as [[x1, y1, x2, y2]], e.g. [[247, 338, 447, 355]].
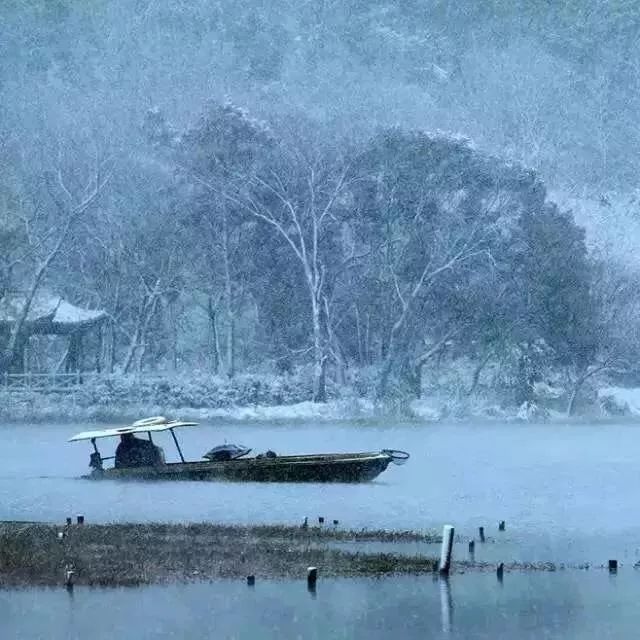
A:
[[206, 142, 356, 401], [374, 188, 496, 399], [565, 256, 637, 416], [0, 156, 110, 373]]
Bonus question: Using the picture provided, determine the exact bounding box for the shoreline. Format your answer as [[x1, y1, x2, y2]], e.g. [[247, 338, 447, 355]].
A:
[[1, 377, 638, 425], [0, 406, 637, 426], [1, 395, 636, 426]]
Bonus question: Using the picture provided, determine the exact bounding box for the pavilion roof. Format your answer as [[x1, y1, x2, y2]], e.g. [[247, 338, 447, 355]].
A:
[[0, 290, 107, 334]]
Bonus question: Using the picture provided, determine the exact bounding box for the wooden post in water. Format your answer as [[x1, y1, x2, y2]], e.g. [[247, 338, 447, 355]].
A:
[[609, 560, 618, 573], [307, 567, 318, 590], [64, 564, 75, 590], [479, 526, 485, 542], [498, 521, 505, 531], [66, 517, 72, 526], [497, 562, 504, 582], [318, 516, 324, 525], [439, 525, 455, 575], [247, 575, 255, 586], [76, 514, 84, 525], [468, 540, 475, 556]]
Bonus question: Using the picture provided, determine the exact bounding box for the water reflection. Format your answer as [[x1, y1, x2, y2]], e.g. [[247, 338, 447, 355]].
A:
[[439, 576, 452, 634], [4, 572, 639, 639]]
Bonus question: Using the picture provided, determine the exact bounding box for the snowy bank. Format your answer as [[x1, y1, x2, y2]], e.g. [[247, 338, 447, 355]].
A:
[[1, 372, 640, 424], [597, 387, 640, 417]]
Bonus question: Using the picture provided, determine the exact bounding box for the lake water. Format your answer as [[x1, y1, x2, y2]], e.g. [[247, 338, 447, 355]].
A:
[[2, 420, 640, 564], [2, 419, 640, 638], [3, 572, 640, 639]]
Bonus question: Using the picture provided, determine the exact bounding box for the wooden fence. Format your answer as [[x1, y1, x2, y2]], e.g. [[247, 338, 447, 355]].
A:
[[1, 372, 103, 392]]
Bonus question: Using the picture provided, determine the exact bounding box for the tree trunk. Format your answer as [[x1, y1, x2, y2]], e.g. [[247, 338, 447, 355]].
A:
[[324, 297, 345, 386], [8, 334, 27, 374], [65, 333, 81, 373], [122, 303, 144, 374], [166, 299, 178, 372], [226, 318, 235, 378], [377, 354, 395, 400], [364, 313, 371, 366], [566, 382, 582, 417], [0, 274, 44, 373], [401, 360, 422, 399], [355, 305, 364, 366], [108, 320, 117, 374], [207, 296, 220, 374], [135, 295, 160, 372], [377, 320, 402, 399], [222, 211, 235, 378], [311, 298, 326, 402], [95, 323, 103, 373], [467, 351, 493, 396], [566, 366, 594, 417], [515, 351, 535, 406]]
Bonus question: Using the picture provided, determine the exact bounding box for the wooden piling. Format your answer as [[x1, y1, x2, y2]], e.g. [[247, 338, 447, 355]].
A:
[[64, 565, 75, 590], [66, 517, 72, 526], [439, 525, 455, 575], [479, 526, 485, 542], [76, 515, 84, 525], [609, 560, 618, 573], [498, 521, 505, 531], [307, 566, 318, 589], [497, 562, 504, 581], [247, 575, 255, 586], [468, 540, 475, 555], [332, 520, 339, 526], [318, 517, 324, 525]]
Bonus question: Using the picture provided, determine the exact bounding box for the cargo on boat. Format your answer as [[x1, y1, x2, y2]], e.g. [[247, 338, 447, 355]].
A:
[[68, 417, 409, 483]]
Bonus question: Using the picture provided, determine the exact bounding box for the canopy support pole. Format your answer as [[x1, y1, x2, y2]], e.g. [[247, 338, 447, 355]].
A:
[[170, 428, 185, 462]]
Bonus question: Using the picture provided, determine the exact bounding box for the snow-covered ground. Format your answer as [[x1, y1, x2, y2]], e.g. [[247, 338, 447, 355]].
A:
[[1, 369, 639, 424], [598, 387, 640, 417]]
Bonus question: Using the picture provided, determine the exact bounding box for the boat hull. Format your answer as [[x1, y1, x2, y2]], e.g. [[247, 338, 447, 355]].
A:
[[86, 452, 392, 483]]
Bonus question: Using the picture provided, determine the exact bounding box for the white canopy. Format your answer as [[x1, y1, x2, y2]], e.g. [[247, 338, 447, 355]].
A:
[[68, 416, 199, 442]]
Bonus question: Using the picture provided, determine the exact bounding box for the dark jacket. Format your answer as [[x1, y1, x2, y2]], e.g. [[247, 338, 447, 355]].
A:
[[115, 436, 163, 468]]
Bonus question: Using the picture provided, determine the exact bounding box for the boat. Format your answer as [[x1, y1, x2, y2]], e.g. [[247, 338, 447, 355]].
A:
[[68, 416, 410, 483]]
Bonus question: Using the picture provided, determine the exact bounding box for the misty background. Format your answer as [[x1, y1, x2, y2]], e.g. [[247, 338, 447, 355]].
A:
[[1, 0, 639, 418]]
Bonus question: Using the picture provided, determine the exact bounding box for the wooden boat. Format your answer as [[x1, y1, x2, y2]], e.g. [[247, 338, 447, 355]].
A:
[[68, 417, 409, 483]]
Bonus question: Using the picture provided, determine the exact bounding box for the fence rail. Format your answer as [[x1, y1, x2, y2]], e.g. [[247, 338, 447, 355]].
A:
[[1, 372, 103, 391]]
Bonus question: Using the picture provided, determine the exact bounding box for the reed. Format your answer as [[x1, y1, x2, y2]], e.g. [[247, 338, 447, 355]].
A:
[[0, 522, 438, 587]]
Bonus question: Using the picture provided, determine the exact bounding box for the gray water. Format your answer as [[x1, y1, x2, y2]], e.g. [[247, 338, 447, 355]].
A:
[[3, 572, 640, 639], [3, 420, 640, 638], [2, 420, 640, 565]]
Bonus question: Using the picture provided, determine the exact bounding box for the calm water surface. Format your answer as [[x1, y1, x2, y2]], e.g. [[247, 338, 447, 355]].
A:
[[2, 420, 640, 563], [2, 420, 640, 638], [3, 572, 640, 639]]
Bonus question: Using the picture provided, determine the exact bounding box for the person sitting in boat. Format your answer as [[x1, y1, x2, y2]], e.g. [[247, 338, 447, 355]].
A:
[[115, 433, 164, 468]]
